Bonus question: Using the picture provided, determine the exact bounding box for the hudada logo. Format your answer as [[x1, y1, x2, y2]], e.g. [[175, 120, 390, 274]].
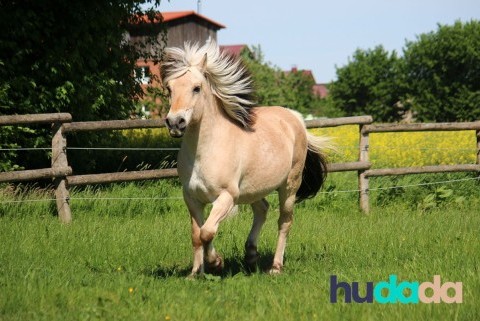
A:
[[330, 275, 463, 304]]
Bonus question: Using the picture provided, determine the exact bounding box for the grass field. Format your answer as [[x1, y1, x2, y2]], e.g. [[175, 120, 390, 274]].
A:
[[1, 174, 479, 321]]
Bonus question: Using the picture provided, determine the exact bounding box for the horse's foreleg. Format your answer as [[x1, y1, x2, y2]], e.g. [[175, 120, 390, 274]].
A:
[[184, 193, 206, 277], [271, 191, 296, 274], [201, 191, 235, 272], [245, 198, 269, 269]]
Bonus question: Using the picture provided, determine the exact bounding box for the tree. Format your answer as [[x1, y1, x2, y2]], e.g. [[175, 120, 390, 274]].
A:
[[329, 20, 480, 123], [241, 45, 326, 116], [403, 20, 480, 122], [0, 0, 164, 172], [329, 46, 405, 122]]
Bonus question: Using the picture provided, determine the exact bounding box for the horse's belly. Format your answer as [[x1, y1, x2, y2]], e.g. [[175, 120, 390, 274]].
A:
[[237, 167, 289, 204], [237, 185, 275, 204], [180, 165, 284, 205]]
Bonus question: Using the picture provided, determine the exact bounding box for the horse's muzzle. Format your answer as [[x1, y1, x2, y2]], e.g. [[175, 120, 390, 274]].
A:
[[165, 114, 187, 138]]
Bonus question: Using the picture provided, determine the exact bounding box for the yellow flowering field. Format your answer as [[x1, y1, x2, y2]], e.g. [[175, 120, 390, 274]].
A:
[[121, 127, 174, 146], [310, 125, 477, 168], [122, 126, 477, 169]]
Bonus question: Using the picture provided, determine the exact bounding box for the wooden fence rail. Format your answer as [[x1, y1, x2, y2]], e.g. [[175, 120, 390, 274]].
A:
[[62, 119, 166, 133], [67, 168, 178, 186], [0, 113, 72, 125], [1, 113, 479, 221]]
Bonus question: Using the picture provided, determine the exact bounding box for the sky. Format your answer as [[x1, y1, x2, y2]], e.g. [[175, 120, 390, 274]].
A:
[[156, 0, 479, 83]]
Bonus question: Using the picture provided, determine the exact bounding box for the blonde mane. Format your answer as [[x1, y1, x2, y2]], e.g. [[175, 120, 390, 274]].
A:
[[161, 41, 256, 129]]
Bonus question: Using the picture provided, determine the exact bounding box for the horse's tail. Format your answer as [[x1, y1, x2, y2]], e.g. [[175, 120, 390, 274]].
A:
[[285, 109, 334, 202], [296, 132, 334, 203]]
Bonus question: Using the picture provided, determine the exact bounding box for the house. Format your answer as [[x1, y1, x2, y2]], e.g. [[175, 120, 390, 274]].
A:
[[219, 44, 251, 58], [126, 11, 225, 117], [127, 11, 225, 87], [161, 11, 225, 48], [313, 83, 329, 99], [286, 67, 329, 99], [127, 11, 328, 118]]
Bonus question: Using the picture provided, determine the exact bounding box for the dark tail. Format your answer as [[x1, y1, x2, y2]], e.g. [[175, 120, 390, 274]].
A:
[[295, 135, 330, 203]]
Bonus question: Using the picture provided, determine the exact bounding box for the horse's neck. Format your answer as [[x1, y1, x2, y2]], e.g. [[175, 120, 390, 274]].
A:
[[182, 101, 233, 158]]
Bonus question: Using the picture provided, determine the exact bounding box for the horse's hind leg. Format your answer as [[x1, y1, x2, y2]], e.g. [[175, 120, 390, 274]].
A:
[[245, 198, 269, 270], [271, 188, 296, 274]]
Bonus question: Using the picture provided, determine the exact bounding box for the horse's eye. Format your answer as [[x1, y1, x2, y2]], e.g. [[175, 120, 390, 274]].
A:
[[193, 86, 201, 94]]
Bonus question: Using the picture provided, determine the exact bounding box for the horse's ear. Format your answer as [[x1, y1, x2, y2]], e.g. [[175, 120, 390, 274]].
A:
[[199, 53, 208, 73]]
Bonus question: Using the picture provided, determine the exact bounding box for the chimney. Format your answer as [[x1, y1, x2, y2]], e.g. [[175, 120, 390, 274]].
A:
[[197, 0, 202, 14]]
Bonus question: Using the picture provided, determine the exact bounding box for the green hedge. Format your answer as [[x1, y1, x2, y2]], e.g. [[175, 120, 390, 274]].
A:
[[67, 128, 180, 175]]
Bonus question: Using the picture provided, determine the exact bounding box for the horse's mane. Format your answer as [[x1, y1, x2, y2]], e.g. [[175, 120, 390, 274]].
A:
[[161, 41, 256, 130]]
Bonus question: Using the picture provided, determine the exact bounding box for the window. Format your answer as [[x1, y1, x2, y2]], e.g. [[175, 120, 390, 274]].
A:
[[134, 66, 151, 84]]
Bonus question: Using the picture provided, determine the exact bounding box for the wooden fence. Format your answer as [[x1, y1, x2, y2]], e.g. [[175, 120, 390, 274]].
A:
[[1, 113, 480, 222], [357, 122, 480, 212]]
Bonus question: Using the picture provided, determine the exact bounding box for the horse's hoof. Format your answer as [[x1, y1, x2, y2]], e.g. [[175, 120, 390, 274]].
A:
[[268, 263, 283, 275], [186, 274, 197, 280], [245, 260, 258, 271], [205, 256, 223, 274], [244, 253, 259, 272], [268, 268, 282, 275], [186, 270, 204, 280], [244, 243, 260, 272]]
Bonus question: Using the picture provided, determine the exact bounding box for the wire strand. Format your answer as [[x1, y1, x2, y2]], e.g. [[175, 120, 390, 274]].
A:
[[70, 196, 184, 201], [1, 146, 477, 152], [0, 147, 180, 151], [1, 176, 478, 205], [318, 176, 480, 194], [0, 147, 52, 151], [67, 147, 181, 151]]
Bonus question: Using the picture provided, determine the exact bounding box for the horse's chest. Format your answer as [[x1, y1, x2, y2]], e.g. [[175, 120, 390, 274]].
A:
[[188, 168, 210, 193], [179, 162, 221, 202]]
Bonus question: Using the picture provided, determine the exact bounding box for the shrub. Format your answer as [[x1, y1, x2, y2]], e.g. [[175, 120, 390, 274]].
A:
[[67, 128, 179, 175]]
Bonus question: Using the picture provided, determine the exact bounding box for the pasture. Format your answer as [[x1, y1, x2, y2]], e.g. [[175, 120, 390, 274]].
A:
[[1, 173, 479, 321]]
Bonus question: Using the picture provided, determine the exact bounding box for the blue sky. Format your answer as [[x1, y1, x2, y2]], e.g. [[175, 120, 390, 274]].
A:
[[156, 0, 478, 83]]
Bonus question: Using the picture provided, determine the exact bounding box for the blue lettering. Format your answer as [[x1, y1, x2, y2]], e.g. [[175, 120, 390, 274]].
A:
[[330, 275, 352, 303]]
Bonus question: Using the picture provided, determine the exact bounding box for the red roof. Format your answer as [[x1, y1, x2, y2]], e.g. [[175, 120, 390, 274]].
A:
[[286, 67, 329, 98], [286, 67, 316, 83], [163, 11, 225, 29], [131, 11, 225, 29], [220, 45, 248, 57], [313, 84, 329, 99]]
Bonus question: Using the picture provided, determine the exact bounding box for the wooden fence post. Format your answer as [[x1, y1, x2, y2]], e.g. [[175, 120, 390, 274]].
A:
[[52, 122, 72, 223], [477, 130, 480, 167], [358, 124, 370, 214]]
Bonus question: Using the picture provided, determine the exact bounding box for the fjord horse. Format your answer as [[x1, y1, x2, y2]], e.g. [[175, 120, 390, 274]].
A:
[[161, 41, 330, 276]]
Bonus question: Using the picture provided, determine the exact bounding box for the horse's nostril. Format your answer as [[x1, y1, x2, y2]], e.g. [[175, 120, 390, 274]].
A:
[[165, 118, 171, 128], [178, 117, 186, 129]]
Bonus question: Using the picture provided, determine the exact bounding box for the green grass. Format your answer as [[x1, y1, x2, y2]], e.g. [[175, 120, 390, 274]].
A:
[[1, 176, 479, 321]]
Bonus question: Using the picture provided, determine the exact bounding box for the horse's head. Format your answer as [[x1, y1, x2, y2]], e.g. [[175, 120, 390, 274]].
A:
[[164, 55, 209, 138], [161, 42, 256, 138]]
